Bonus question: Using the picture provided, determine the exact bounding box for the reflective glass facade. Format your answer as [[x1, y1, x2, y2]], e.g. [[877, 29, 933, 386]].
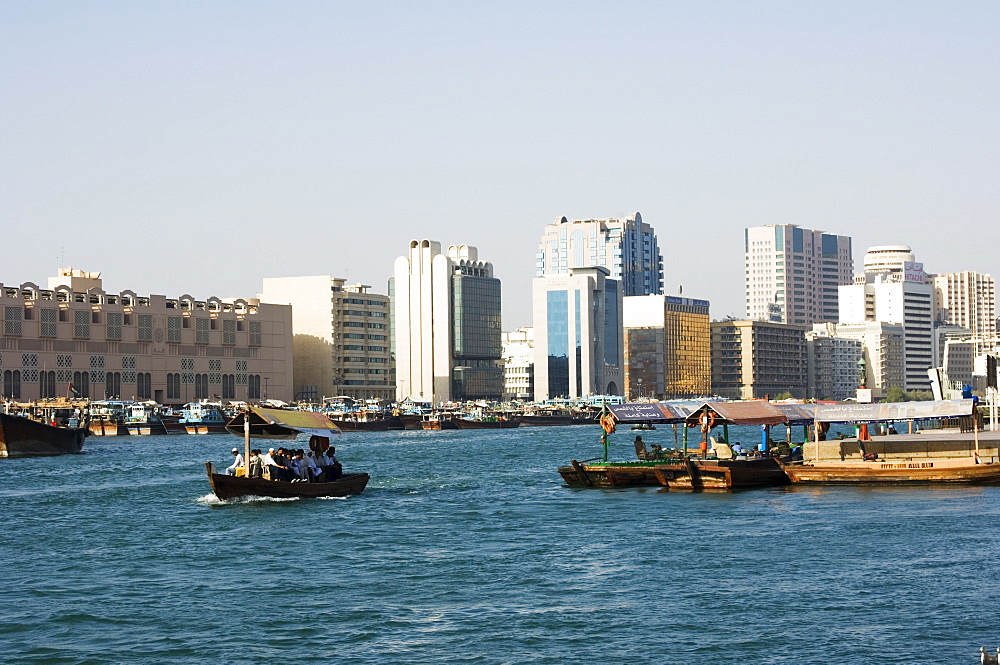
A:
[[547, 290, 569, 397]]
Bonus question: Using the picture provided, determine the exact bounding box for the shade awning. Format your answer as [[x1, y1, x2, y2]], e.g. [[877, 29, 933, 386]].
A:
[[608, 402, 695, 423], [248, 406, 342, 438], [687, 401, 788, 427], [812, 399, 974, 424]]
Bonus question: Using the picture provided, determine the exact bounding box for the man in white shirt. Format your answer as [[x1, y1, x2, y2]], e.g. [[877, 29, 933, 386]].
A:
[[225, 447, 244, 475]]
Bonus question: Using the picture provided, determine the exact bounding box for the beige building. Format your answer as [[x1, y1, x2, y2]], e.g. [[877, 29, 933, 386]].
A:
[[711, 320, 808, 400], [1, 269, 292, 403], [932, 271, 996, 338], [259, 276, 393, 402], [623, 295, 711, 399]]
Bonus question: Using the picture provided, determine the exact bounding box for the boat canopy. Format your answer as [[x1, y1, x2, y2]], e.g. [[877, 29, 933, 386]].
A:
[[607, 402, 695, 423], [247, 406, 342, 439], [812, 399, 974, 424], [686, 401, 788, 427], [773, 403, 817, 425]]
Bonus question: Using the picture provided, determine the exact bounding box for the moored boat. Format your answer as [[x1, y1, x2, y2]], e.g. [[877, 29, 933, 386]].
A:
[[0, 411, 87, 457], [779, 399, 1000, 485], [179, 401, 229, 434], [453, 416, 520, 429]]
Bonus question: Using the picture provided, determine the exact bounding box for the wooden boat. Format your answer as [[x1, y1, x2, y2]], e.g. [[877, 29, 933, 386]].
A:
[[558, 456, 788, 489], [329, 418, 390, 432], [206, 405, 369, 500], [781, 399, 1000, 485], [0, 411, 87, 458], [667, 456, 789, 490], [204, 462, 369, 500], [779, 457, 1000, 484], [559, 459, 685, 487], [453, 417, 521, 429]]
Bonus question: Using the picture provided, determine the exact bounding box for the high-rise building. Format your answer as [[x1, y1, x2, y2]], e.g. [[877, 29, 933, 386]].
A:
[[745, 224, 853, 325], [623, 295, 711, 399], [839, 245, 933, 391], [532, 267, 623, 400], [536, 212, 663, 296], [0, 268, 291, 402], [932, 271, 996, 338], [392, 241, 502, 404], [710, 320, 808, 400], [259, 276, 393, 402]]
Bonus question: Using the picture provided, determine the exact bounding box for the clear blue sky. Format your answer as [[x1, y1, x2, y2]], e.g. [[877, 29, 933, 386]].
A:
[[3, 1, 998, 327]]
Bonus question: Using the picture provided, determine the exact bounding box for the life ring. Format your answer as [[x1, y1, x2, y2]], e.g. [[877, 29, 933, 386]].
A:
[[309, 435, 330, 453], [600, 414, 616, 435], [699, 411, 716, 432]]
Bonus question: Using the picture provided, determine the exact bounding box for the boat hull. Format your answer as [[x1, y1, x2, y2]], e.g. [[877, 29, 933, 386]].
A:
[[329, 419, 390, 432], [780, 459, 1000, 484], [205, 462, 369, 500], [454, 418, 521, 429], [559, 457, 789, 490], [0, 413, 87, 458], [183, 423, 229, 435], [667, 458, 789, 490]]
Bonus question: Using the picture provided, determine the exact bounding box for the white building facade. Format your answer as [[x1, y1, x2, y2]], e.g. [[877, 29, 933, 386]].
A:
[[806, 324, 864, 401], [745, 224, 853, 325], [392, 241, 502, 404], [838, 246, 934, 392], [501, 327, 534, 401], [932, 271, 996, 338]]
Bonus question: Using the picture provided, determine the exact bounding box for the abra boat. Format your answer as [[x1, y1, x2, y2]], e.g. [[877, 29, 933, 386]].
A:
[[779, 399, 1000, 485], [559, 401, 800, 490], [0, 411, 87, 457], [205, 406, 369, 500], [205, 462, 369, 500]]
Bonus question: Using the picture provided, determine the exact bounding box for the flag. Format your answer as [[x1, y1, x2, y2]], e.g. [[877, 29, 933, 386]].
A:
[[68, 383, 79, 398]]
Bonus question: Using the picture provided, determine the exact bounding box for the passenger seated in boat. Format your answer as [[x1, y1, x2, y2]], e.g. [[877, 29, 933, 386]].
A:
[[266, 447, 296, 481], [225, 447, 244, 476], [323, 447, 343, 480], [247, 449, 263, 478], [732, 442, 743, 455]]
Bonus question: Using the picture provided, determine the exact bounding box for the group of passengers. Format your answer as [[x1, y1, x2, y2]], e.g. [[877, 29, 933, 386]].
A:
[[225, 446, 342, 482]]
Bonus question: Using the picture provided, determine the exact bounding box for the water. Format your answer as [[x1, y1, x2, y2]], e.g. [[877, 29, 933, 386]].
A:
[[2, 426, 998, 664]]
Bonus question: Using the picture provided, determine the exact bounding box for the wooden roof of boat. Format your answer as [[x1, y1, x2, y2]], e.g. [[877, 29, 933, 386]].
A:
[[687, 401, 788, 426]]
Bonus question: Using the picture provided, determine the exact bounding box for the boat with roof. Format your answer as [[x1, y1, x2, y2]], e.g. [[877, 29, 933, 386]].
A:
[[778, 399, 1000, 484], [558, 400, 810, 490], [206, 406, 369, 500]]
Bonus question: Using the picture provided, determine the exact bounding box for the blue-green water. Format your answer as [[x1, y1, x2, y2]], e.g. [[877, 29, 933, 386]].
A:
[[2, 426, 999, 664]]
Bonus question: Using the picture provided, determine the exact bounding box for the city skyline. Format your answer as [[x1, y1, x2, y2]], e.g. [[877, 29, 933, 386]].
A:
[[3, 3, 999, 329]]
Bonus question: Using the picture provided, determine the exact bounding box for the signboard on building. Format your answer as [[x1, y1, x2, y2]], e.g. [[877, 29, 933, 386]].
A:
[[903, 262, 926, 283]]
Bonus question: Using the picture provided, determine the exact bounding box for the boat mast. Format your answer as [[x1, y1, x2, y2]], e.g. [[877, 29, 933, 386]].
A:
[[243, 408, 251, 477]]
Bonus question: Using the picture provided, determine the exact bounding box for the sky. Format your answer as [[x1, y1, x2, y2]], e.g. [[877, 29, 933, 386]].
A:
[[2, 1, 998, 328]]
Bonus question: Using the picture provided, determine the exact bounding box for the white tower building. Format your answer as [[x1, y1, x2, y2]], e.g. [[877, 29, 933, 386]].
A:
[[838, 245, 934, 392], [932, 271, 996, 338], [392, 240, 502, 405]]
